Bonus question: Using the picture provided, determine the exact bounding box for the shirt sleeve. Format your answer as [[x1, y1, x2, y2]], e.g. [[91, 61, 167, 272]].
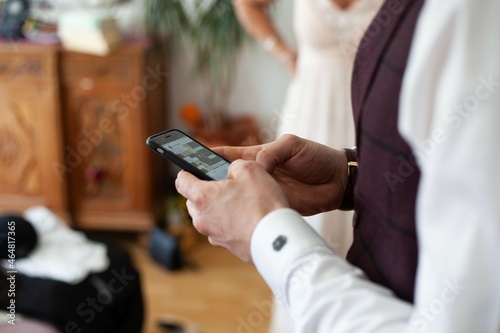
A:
[[251, 209, 414, 332]]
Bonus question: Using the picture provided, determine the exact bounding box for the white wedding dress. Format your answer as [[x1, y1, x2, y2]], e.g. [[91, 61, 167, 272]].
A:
[[269, 0, 382, 331]]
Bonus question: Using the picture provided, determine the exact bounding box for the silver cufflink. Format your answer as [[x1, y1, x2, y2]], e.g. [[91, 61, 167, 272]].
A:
[[272, 236, 287, 251]]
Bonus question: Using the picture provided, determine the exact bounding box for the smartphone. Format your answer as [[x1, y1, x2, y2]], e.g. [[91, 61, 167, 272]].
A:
[[146, 129, 230, 181]]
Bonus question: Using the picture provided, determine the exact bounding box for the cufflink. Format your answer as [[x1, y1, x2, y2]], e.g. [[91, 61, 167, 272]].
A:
[[272, 235, 287, 251]]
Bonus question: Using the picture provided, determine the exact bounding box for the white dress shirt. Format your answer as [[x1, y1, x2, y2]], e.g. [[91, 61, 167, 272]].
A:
[[250, 1, 500, 332]]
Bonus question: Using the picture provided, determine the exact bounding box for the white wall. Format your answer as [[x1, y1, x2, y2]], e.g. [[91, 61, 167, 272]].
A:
[[111, 0, 295, 140], [167, 1, 295, 141]]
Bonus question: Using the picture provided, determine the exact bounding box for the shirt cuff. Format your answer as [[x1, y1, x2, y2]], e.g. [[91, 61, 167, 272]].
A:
[[250, 208, 334, 300]]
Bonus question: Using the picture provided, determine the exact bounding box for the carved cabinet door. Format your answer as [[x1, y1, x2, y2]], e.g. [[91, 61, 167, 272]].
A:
[[61, 47, 162, 230], [0, 47, 68, 218]]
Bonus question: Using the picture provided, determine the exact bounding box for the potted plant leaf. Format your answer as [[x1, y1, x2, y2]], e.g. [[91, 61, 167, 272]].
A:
[[144, 0, 248, 132]]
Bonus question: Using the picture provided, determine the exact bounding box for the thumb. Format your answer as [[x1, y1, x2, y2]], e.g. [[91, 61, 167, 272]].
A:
[[175, 171, 210, 202]]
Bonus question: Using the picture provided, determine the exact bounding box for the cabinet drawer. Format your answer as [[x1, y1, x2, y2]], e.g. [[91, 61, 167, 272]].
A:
[[0, 54, 50, 81], [61, 51, 141, 86]]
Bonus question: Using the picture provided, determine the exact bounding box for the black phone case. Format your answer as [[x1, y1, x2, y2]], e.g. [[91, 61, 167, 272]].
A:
[[146, 129, 228, 181]]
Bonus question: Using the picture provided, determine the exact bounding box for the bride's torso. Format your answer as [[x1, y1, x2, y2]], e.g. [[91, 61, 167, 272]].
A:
[[294, 0, 384, 65]]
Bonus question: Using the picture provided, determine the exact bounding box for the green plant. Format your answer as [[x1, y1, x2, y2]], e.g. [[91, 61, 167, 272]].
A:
[[144, 0, 247, 129], [144, 0, 189, 45]]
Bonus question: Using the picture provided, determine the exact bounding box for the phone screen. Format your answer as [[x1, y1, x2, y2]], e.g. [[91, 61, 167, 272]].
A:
[[160, 132, 230, 181]]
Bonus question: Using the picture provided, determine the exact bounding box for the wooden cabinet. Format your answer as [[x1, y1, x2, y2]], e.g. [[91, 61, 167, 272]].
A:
[[0, 46, 67, 217], [0, 42, 168, 231]]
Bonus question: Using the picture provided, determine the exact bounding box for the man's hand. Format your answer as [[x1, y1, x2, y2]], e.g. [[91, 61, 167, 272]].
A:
[[175, 160, 289, 263], [214, 135, 348, 216]]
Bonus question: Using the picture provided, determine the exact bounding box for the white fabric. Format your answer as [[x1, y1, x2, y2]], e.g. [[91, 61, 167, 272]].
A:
[[269, 1, 381, 331], [399, 0, 500, 331], [253, 1, 500, 332], [278, 0, 382, 255], [1, 206, 109, 284]]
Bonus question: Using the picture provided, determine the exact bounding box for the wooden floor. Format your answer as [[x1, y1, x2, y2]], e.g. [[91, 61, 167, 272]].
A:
[[120, 235, 273, 333]]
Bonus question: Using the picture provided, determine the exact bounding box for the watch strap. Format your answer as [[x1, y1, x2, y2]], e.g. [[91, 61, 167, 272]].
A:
[[338, 148, 358, 211]]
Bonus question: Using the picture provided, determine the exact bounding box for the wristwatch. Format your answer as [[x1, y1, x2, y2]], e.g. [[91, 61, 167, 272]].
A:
[[338, 147, 358, 211]]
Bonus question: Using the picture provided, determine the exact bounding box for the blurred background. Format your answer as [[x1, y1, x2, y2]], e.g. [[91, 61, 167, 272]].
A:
[[0, 0, 295, 332]]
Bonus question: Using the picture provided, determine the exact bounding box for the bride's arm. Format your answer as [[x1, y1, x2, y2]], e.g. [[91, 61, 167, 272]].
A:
[[233, 0, 297, 73]]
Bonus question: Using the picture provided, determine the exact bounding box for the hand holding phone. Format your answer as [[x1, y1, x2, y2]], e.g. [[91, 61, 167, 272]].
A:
[[146, 129, 230, 181]]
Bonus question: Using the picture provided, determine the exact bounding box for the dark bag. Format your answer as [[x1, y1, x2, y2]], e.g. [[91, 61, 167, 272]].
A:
[[148, 227, 185, 271], [0, 238, 144, 333]]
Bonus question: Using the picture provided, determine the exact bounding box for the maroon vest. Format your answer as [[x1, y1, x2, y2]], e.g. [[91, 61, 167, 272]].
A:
[[346, 0, 424, 303]]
